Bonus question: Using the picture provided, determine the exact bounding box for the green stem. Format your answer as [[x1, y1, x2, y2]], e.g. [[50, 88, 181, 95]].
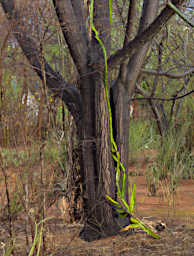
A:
[[168, 1, 194, 27]]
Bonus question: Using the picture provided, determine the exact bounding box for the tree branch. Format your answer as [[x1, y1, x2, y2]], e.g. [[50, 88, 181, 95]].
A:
[[108, 0, 185, 69], [52, 0, 88, 75], [141, 67, 194, 78], [93, 0, 111, 51], [124, 0, 136, 44], [135, 82, 169, 136], [125, 0, 159, 96], [117, 0, 136, 83], [168, 1, 194, 27], [71, 0, 85, 30], [131, 90, 194, 101]]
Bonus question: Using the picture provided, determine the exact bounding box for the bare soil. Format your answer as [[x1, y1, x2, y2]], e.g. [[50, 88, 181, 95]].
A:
[[0, 156, 194, 255]]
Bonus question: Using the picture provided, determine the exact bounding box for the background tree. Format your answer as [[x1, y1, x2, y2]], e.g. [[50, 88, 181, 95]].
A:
[[135, 7, 194, 136], [0, 0, 188, 241]]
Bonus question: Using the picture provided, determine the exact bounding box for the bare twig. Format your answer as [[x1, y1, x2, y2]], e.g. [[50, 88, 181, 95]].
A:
[[141, 67, 194, 79], [131, 90, 194, 101], [0, 159, 15, 255]]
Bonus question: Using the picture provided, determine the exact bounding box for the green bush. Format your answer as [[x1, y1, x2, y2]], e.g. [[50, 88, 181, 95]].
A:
[[145, 119, 193, 195]]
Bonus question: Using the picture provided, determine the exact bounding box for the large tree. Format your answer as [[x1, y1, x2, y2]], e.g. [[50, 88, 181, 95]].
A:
[[1, 0, 186, 241]]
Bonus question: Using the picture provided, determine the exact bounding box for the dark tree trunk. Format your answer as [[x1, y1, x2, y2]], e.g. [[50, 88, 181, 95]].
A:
[[79, 80, 115, 240], [78, 63, 126, 241]]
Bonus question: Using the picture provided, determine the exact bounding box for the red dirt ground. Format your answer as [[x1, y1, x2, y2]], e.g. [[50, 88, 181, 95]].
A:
[[0, 155, 194, 255]]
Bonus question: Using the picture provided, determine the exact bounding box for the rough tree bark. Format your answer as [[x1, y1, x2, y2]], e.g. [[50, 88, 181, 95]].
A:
[[0, 0, 186, 241], [111, 0, 159, 191]]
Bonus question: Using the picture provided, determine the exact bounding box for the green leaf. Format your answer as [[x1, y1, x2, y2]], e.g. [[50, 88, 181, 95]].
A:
[[129, 184, 136, 214], [115, 207, 125, 214], [138, 222, 160, 239], [115, 169, 121, 197], [29, 222, 39, 256], [109, 0, 112, 24], [121, 171, 126, 198], [112, 153, 118, 162], [121, 198, 130, 213], [120, 224, 140, 232], [130, 217, 160, 239], [130, 217, 140, 224], [106, 195, 119, 206]]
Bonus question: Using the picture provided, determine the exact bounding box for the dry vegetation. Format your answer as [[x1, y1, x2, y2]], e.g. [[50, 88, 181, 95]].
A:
[[0, 149, 194, 255], [1, 212, 194, 255]]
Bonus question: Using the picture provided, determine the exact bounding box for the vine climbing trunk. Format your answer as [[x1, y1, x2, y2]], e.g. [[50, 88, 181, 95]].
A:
[[78, 70, 122, 241]]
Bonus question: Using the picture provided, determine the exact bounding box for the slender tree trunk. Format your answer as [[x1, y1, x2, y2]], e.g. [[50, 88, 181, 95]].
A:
[[111, 0, 159, 198], [111, 81, 129, 201]]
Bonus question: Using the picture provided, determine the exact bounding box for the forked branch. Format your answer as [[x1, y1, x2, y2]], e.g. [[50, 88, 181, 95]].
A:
[[108, 0, 185, 69]]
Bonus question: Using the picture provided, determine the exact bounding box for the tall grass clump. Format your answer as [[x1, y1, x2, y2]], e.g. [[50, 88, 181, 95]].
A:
[[129, 119, 159, 159], [146, 118, 193, 197]]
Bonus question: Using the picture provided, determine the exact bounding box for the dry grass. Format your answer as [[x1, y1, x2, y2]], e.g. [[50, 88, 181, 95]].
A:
[[0, 218, 194, 255]]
